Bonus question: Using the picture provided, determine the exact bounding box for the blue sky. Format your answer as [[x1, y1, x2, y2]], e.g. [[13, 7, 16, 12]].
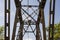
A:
[[0, 0, 60, 40]]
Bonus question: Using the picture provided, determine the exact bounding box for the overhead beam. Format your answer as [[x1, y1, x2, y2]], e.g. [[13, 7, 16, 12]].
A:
[[21, 5, 39, 7]]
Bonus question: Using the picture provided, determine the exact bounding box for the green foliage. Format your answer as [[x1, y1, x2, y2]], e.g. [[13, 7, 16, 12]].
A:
[[0, 26, 4, 40], [0, 26, 4, 34], [54, 23, 60, 40], [48, 23, 60, 40]]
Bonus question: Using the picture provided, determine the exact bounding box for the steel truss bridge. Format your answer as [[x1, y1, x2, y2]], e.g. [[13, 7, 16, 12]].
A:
[[5, 0, 55, 40]]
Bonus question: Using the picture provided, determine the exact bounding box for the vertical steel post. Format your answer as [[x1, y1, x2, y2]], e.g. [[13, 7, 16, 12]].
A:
[[5, 0, 10, 40], [18, 1, 23, 40], [12, 0, 23, 40], [37, 0, 46, 40], [18, 21, 23, 40], [36, 22, 40, 40], [49, 0, 55, 40], [41, 9, 46, 40]]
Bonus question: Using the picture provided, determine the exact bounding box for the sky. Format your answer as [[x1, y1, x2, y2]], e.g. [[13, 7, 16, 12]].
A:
[[0, 0, 60, 40]]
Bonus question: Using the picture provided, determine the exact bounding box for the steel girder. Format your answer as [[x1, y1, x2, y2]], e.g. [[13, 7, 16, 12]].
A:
[[4, 0, 56, 40], [49, 0, 56, 40], [11, 0, 43, 40], [37, 0, 46, 40], [12, 1, 23, 40], [5, 0, 10, 40]]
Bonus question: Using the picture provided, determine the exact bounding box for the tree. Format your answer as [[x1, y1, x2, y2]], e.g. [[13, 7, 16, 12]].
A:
[[47, 23, 60, 40], [54, 23, 60, 40], [0, 26, 4, 40]]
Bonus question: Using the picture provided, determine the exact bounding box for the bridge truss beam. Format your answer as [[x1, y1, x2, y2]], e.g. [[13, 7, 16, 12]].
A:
[[5, 0, 10, 40], [49, 0, 55, 40], [4, 0, 56, 40]]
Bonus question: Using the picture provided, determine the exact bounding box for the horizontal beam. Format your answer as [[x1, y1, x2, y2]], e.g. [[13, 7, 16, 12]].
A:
[[24, 21, 36, 25], [21, 5, 39, 7], [25, 31, 34, 33]]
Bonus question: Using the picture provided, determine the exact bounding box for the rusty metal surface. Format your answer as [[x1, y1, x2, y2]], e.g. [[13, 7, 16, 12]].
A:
[[12, 0, 46, 40], [4, 0, 56, 40]]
